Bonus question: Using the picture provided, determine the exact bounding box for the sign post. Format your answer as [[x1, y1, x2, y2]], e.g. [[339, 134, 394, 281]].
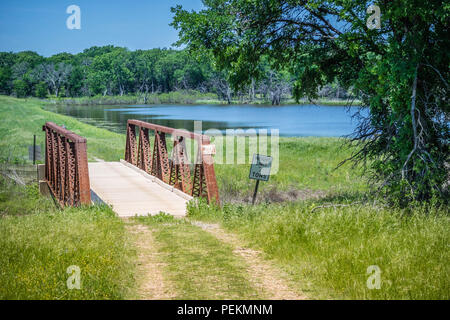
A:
[[28, 135, 41, 164], [33, 135, 36, 165], [251, 180, 260, 205], [249, 154, 273, 205]]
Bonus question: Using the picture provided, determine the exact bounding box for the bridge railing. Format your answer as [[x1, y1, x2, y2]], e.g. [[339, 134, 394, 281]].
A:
[[125, 120, 220, 204], [42, 122, 91, 206]]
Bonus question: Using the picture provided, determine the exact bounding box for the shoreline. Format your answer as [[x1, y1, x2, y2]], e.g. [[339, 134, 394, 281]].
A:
[[43, 95, 361, 107]]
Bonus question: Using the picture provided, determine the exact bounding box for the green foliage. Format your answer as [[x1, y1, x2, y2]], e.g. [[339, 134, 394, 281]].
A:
[[66, 66, 84, 97], [172, 0, 450, 204], [13, 51, 44, 68], [45, 91, 218, 106], [0, 66, 12, 95], [35, 81, 47, 98], [12, 79, 28, 98]]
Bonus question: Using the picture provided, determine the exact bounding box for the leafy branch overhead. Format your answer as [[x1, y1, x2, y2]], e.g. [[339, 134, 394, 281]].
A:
[[172, 0, 449, 204]]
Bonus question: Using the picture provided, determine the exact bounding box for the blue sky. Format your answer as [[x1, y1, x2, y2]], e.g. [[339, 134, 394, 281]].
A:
[[0, 0, 204, 57]]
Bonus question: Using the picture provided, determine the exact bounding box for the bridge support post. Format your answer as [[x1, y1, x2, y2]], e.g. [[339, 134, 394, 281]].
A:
[[42, 122, 91, 207], [125, 124, 137, 166], [138, 127, 151, 172]]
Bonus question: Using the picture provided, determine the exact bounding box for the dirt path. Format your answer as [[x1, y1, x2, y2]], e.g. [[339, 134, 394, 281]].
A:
[[190, 221, 307, 300], [125, 221, 176, 300]]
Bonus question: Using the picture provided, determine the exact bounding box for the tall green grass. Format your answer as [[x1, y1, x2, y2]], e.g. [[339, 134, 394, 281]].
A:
[[213, 136, 367, 203], [0, 180, 135, 299], [188, 200, 449, 299], [0, 96, 136, 299]]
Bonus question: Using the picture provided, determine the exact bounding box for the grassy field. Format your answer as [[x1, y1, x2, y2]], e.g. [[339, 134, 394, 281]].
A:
[[0, 179, 135, 299], [0, 95, 448, 300]]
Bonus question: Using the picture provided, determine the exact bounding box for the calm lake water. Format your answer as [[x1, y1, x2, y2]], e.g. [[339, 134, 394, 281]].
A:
[[48, 104, 364, 137]]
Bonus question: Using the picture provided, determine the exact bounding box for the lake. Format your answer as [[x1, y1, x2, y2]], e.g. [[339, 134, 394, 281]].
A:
[[48, 104, 364, 137]]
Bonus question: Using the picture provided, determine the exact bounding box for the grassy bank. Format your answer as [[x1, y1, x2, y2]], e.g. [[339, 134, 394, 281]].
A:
[[194, 136, 449, 300], [0, 95, 124, 163], [0, 179, 135, 299], [212, 136, 366, 203], [43, 91, 359, 107], [45, 91, 218, 106]]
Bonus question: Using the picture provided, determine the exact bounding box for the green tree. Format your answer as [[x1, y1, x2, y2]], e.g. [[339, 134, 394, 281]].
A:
[[47, 52, 75, 65], [87, 55, 112, 95], [14, 51, 44, 68], [32, 62, 72, 97], [87, 48, 134, 96], [35, 81, 48, 98], [66, 66, 85, 97], [0, 52, 16, 94], [155, 50, 184, 92], [172, 0, 449, 204], [13, 79, 29, 98], [132, 49, 161, 101], [0, 67, 12, 95], [109, 49, 134, 96]]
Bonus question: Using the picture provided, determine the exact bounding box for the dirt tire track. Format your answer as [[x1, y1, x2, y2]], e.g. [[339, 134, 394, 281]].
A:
[[125, 221, 176, 300], [190, 221, 307, 300]]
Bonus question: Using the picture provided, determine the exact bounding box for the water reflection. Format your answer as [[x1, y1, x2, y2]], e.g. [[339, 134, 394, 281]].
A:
[[46, 104, 364, 137]]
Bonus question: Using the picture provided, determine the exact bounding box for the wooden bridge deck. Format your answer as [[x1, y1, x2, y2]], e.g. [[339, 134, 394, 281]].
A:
[[88, 161, 191, 217]]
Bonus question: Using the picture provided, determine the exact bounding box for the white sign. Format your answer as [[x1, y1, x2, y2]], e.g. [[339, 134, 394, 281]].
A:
[[249, 154, 272, 181]]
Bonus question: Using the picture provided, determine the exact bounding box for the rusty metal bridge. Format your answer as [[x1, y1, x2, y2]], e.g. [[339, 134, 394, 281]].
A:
[[41, 120, 219, 217]]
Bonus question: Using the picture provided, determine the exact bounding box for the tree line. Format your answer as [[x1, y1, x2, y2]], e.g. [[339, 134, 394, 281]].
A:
[[0, 46, 349, 104]]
